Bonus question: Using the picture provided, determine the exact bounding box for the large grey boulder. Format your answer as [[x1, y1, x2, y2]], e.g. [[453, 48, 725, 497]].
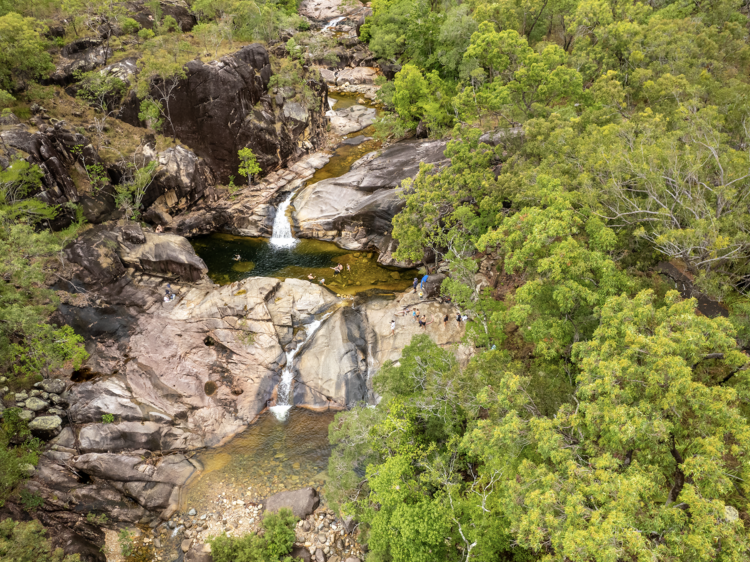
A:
[[294, 307, 368, 409], [329, 105, 376, 135], [40, 379, 67, 394], [72, 453, 197, 485], [119, 44, 327, 183], [65, 223, 208, 283], [186, 543, 214, 562], [265, 487, 320, 519], [140, 144, 217, 216], [359, 292, 472, 376], [28, 415, 63, 439], [116, 231, 208, 282], [49, 38, 113, 84], [67, 378, 144, 424], [292, 139, 448, 258], [335, 67, 378, 86], [299, 0, 361, 19]]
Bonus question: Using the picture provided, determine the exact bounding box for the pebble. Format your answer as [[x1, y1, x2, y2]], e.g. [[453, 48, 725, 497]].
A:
[[188, 508, 197, 516]]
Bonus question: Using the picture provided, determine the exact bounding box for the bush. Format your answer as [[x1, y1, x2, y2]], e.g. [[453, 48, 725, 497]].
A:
[[0, 518, 81, 561], [0, 409, 42, 506], [209, 507, 297, 562], [121, 17, 141, 34]]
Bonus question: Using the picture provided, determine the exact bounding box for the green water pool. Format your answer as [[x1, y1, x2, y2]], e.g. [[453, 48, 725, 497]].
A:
[[191, 234, 417, 296]]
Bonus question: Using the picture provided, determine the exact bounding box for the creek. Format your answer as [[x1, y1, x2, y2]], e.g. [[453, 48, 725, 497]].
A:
[[179, 98, 410, 548], [191, 101, 417, 296]]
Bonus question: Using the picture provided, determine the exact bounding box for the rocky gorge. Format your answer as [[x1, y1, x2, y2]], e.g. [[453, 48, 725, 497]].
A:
[[0, 5, 473, 562]]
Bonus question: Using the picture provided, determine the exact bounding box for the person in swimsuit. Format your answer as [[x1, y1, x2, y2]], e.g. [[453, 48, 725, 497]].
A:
[[390, 319, 396, 335], [308, 273, 315, 280], [444, 314, 449, 327], [419, 315, 427, 329]]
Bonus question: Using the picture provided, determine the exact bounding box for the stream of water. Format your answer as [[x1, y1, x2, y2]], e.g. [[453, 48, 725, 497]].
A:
[[176, 94, 406, 559], [269, 314, 329, 420], [269, 191, 298, 249], [322, 16, 346, 31]]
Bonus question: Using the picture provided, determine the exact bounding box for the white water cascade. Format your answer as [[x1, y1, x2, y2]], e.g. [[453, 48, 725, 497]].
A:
[[269, 314, 330, 420], [322, 16, 346, 31], [269, 191, 298, 249]]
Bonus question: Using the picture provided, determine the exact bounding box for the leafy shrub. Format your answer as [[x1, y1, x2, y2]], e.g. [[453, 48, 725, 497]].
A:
[[209, 507, 297, 562], [0, 518, 81, 561], [121, 17, 141, 34], [86, 512, 109, 525], [101, 413, 114, 424], [118, 529, 133, 556], [19, 489, 44, 512]]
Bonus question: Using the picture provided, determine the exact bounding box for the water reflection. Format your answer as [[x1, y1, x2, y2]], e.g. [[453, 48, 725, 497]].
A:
[[182, 409, 336, 510], [192, 235, 416, 296]]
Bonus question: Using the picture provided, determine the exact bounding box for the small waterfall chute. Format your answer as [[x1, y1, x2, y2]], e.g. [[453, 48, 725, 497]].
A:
[[322, 16, 346, 31], [269, 313, 332, 420], [269, 191, 298, 249]]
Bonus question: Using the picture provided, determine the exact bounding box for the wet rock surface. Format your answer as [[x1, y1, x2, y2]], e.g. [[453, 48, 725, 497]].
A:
[[292, 139, 449, 260], [168, 151, 331, 238]]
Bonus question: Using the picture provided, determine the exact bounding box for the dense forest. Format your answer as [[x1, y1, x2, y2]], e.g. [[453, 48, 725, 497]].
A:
[[326, 0, 750, 560], [1, 0, 750, 558]]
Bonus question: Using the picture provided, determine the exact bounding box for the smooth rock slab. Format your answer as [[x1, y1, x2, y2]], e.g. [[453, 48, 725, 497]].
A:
[[265, 487, 320, 519], [78, 421, 163, 453]]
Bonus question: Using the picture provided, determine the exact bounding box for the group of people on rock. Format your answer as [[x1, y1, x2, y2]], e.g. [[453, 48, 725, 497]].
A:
[[389, 306, 469, 336], [164, 283, 176, 303]]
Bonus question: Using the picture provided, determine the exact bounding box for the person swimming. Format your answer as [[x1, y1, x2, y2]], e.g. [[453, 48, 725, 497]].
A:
[[233, 254, 241, 261]]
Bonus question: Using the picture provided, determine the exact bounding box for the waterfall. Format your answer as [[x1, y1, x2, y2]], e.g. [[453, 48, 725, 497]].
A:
[[269, 191, 298, 249], [322, 16, 346, 31], [269, 314, 330, 420]]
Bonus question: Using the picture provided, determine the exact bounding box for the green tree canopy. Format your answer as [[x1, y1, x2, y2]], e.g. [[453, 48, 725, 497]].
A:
[[0, 12, 52, 90]]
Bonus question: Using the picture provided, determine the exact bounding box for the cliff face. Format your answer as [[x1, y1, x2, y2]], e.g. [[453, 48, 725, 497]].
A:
[[119, 44, 329, 183]]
